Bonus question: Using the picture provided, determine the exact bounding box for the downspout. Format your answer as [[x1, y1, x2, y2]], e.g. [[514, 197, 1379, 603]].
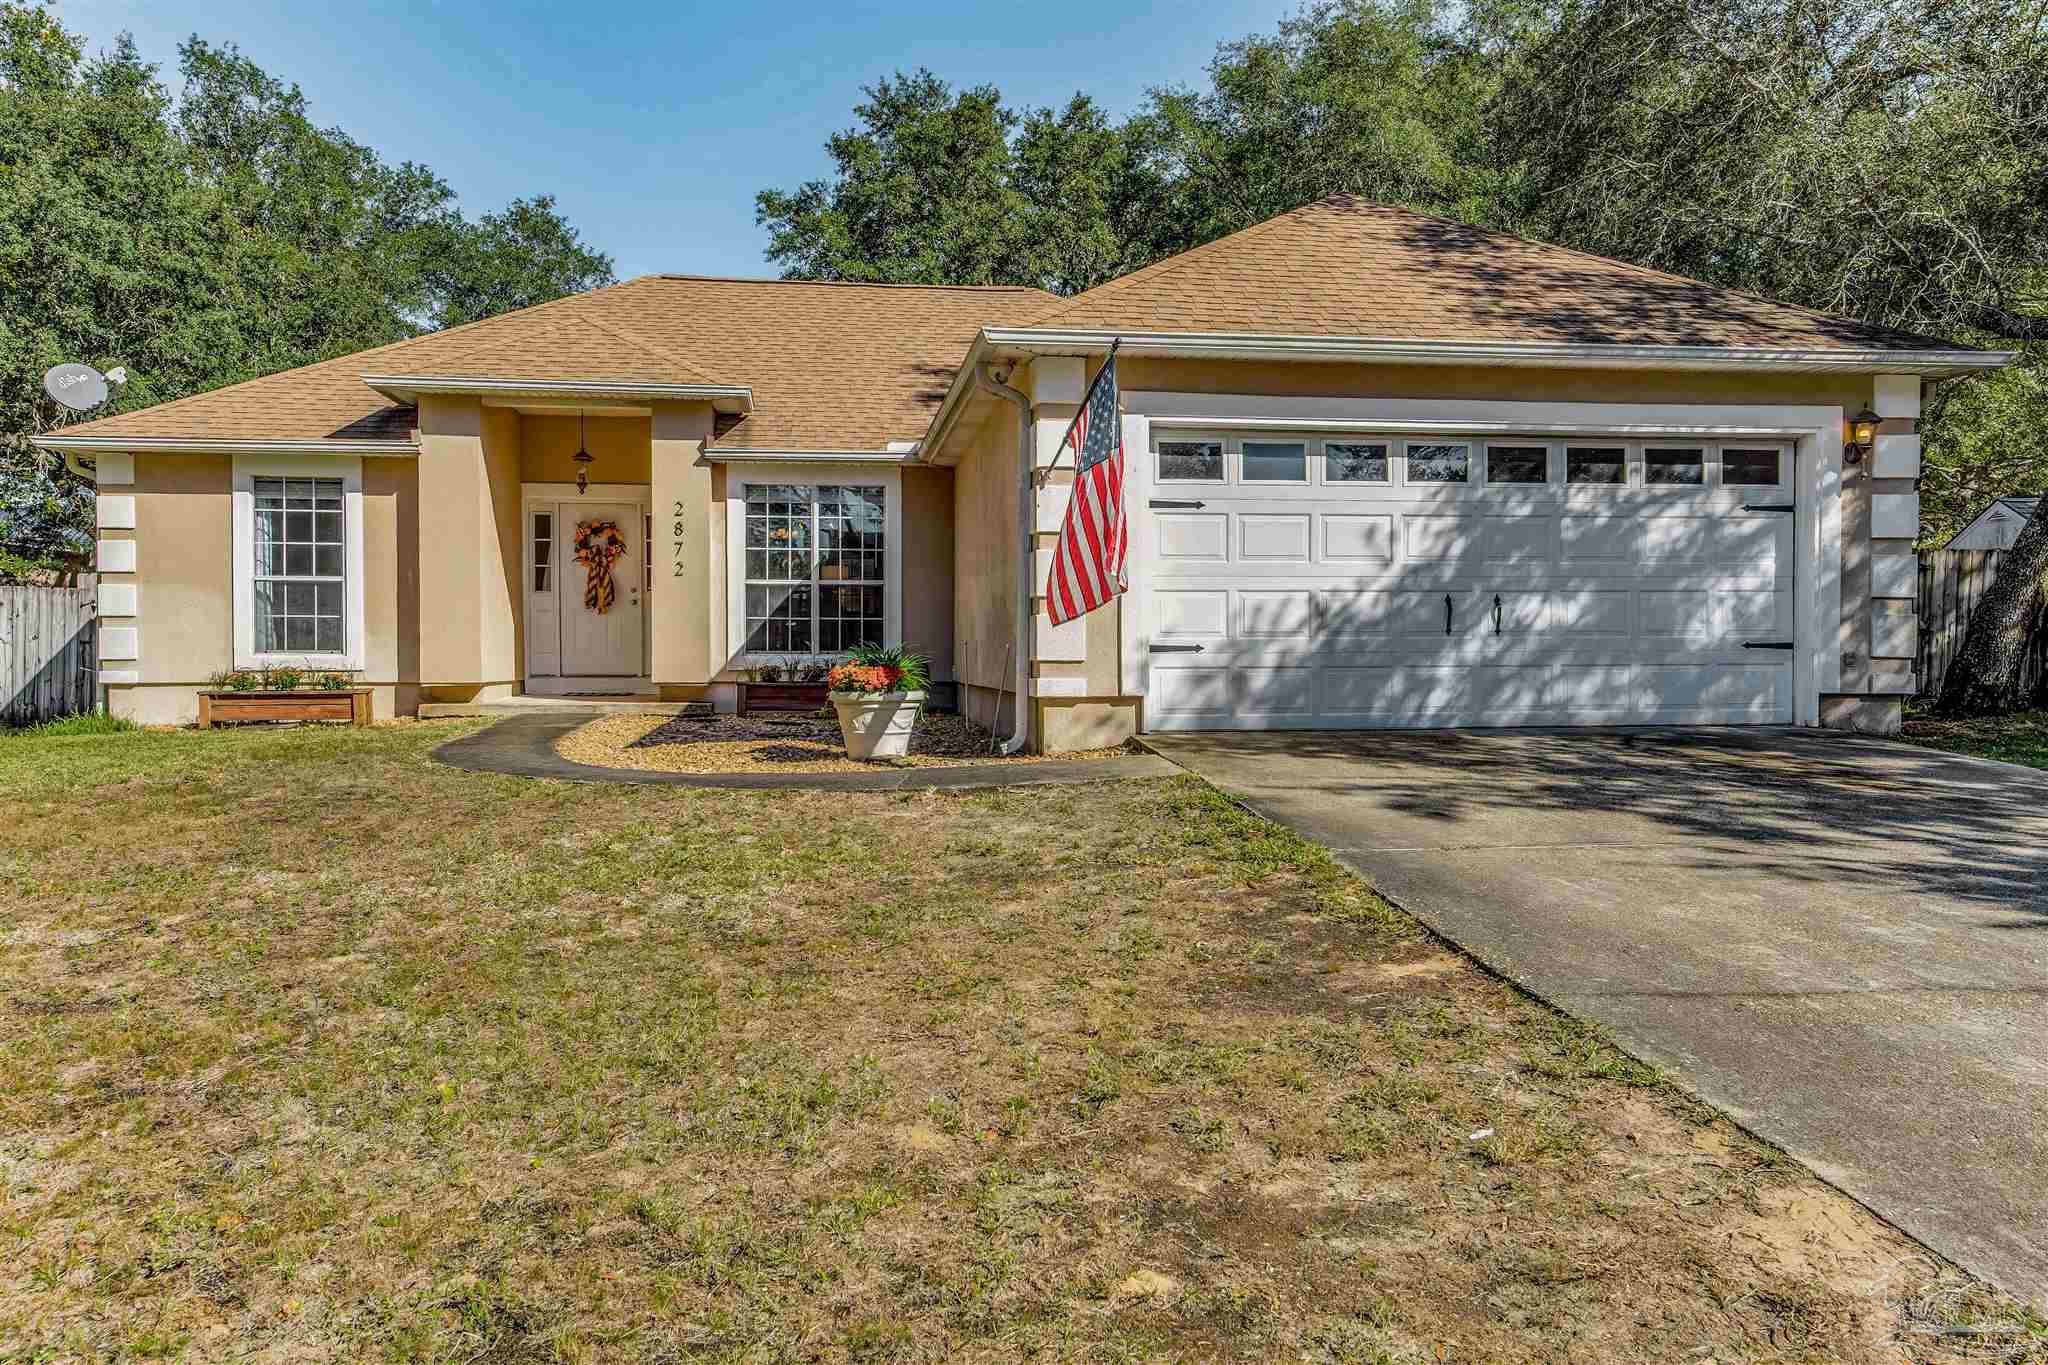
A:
[[974, 363, 1034, 754]]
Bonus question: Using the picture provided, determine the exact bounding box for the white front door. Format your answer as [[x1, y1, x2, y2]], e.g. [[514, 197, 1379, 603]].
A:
[[559, 502, 644, 676], [526, 500, 645, 682], [1140, 435, 1797, 730]]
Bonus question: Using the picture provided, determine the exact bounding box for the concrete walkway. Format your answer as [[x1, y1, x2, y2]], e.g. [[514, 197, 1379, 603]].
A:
[[433, 711, 1180, 791], [1147, 727, 2048, 1308]]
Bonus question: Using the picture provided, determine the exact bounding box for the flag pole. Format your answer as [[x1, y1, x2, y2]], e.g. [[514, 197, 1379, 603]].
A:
[[1039, 337, 1120, 482]]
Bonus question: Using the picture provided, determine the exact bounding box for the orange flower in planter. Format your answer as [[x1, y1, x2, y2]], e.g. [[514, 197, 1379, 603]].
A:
[[828, 663, 904, 694]]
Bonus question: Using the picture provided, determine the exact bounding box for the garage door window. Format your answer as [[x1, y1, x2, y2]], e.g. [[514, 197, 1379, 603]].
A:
[[1242, 441, 1307, 482], [1158, 440, 1223, 481], [1645, 446, 1706, 485], [1721, 447, 1782, 486], [1326, 442, 1389, 483], [1566, 446, 1628, 485], [1486, 445, 1550, 484], [1407, 442, 1470, 484]]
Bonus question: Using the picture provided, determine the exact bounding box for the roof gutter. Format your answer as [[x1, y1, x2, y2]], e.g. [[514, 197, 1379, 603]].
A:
[[33, 434, 417, 456], [697, 449, 920, 464], [361, 374, 753, 410], [975, 327, 2017, 378]]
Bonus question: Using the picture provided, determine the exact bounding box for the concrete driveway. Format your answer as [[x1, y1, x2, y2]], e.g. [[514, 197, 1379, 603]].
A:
[[1146, 727, 2048, 1308]]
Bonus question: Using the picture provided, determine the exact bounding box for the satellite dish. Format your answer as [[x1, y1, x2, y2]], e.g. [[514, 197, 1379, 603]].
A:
[[43, 362, 125, 412]]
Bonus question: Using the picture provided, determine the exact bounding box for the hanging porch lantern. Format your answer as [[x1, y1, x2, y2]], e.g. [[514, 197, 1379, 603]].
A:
[[573, 409, 595, 494]]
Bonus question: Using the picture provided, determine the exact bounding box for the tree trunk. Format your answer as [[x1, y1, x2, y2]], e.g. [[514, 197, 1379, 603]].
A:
[[1937, 501, 2048, 715]]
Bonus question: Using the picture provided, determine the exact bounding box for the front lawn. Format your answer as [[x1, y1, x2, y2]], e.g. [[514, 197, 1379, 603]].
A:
[[1901, 709, 2048, 770], [2, 723, 2039, 1362]]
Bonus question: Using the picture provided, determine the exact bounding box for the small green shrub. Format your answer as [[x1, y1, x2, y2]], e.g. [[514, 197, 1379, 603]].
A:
[[315, 672, 351, 691], [266, 665, 306, 691]]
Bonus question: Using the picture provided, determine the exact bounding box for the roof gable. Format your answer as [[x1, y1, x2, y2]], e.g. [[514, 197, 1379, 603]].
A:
[[1029, 196, 1967, 353]]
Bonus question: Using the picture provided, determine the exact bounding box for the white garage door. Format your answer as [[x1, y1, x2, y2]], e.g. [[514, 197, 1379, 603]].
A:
[[1141, 433, 1797, 730]]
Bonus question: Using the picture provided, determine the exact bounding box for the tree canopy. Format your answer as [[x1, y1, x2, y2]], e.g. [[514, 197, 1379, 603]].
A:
[[0, 2, 613, 562], [757, 0, 2048, 541]]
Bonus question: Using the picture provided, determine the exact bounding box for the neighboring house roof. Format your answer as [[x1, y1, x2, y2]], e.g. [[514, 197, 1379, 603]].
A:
[[1026, 196, 1973, 353], [46, 276, 1058, 452], [40, 195, 2002, 455], [1945, 496, 2042, 550]]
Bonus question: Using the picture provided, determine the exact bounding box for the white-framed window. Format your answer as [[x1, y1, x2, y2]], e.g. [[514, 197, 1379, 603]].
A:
[[1485, 443, 1551, 484], [232, 454, 366, 669], [533, 510, 555, 594], [1324, 440, 1390, 483], [1645, 445, 1707, 486], [1241, 440, 1308, 482], [1405, 439, 1471, 484], [1565, 445, 1630, 486], [251, 476, 347, 651], [1720, 445, 1786, 487], [741, 482, 887, 654], [1156, 438, 1224, 482]]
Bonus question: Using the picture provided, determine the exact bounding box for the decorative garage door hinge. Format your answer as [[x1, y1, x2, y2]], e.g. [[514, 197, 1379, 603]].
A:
[[1149, 499, 1206, 509], [1150, 643, 1205, 653]]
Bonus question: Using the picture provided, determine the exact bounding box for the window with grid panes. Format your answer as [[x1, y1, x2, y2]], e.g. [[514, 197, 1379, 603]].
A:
[[743, 484, 885, 653], [252, 477, 346, 652]]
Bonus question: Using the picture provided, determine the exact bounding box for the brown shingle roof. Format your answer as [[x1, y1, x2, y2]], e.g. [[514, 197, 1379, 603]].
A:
[[50, 196, 1978, 450], [55, 276, 1058, 450], [596, 277, 1058, 450], [1028, 195, 1965, 351]]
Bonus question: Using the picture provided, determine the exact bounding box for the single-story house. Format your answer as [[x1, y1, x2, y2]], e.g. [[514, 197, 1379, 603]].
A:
[[1946, 496, 2040, 551], [36, 196, 2013, 745]]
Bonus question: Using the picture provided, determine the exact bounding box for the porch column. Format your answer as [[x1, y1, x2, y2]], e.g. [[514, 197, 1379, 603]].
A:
[[415, 395, 522, 702], [649, 400, 718, 698]]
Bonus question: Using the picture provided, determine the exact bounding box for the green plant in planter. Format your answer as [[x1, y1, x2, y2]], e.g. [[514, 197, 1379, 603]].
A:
[[828, 643, 932, 695], [315, 672, 352, 691], [754, 660, 786, 683], [207, 669, 261, 692], [267, 665, 306, 692]]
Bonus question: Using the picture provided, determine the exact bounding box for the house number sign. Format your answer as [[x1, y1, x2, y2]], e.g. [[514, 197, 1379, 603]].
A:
[[672, 501, 687, 577]]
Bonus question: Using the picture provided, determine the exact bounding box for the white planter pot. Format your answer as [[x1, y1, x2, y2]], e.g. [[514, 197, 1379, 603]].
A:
[[830, 690, 926, 760]]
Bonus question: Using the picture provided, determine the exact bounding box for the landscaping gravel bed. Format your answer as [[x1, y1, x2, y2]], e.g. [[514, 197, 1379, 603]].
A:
[[554, 710, 1136, 773]]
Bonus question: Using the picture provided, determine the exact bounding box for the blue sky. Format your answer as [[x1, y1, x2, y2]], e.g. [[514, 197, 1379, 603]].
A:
[[56, 0, 1291, 280]]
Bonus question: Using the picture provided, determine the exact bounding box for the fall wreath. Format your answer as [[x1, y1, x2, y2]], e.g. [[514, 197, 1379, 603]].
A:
[[574, 520, 629, 614]]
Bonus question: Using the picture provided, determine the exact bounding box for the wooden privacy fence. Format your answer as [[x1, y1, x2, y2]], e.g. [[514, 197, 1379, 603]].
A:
[[1916, 550, 2048, 700], [0, 581, 97, 726]]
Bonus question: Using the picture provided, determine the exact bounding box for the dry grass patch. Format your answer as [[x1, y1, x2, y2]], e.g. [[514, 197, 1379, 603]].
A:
[[1, 721, 2043, 1363]]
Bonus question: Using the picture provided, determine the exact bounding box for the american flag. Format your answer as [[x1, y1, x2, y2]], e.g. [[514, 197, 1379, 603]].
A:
[[1045, 349, 1127, 625]]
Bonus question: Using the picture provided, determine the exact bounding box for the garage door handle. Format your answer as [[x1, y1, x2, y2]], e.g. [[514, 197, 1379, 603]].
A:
[[1150, 643, 1205, 654]]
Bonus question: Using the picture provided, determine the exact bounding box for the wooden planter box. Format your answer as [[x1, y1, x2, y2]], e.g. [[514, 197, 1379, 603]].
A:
[[739, 681, 829, 715], [197, 688, 372, 728]]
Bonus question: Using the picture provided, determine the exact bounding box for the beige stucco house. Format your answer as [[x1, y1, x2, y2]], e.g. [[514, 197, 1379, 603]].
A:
[[37, 197, 2010, 745]]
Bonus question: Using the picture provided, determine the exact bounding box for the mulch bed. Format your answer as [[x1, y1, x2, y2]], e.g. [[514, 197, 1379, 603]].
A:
[[555, 709, 1135, 774]]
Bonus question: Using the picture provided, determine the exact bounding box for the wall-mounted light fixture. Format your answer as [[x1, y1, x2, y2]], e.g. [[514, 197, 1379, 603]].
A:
[[573, 409, 594, 494], [1844, 405, 1881, 465]]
